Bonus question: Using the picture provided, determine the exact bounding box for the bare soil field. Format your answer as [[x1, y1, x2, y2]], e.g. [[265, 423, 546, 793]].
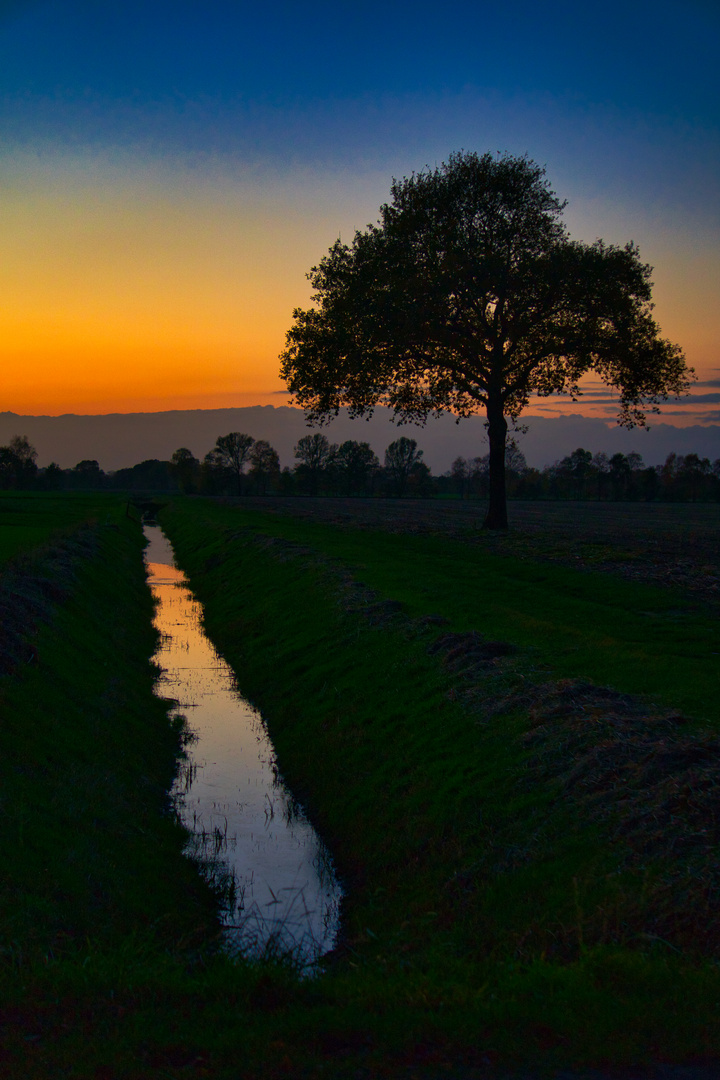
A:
[[239, 497, 720, 606]]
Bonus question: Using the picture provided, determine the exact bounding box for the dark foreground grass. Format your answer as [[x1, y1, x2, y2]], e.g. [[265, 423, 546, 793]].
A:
[[2, 493, 719, 1078], [177, 500, 718, 723], [151, 496, 720, 1073], [0, 492, 124, 565]]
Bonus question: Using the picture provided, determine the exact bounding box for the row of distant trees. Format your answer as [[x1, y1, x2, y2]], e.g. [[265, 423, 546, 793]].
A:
[[1, 431, 719, 503], [0, 432, 430, 498], [174, 433, 432, 498], [449, 446, 720, 503]]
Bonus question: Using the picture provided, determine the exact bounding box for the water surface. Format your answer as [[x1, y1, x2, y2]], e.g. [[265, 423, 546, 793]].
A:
[[144, 525, 342, 965]]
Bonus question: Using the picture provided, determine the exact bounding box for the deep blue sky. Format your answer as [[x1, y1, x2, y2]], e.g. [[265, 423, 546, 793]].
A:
[[3, 0, 718, 186], [3, 0, 717, 118]]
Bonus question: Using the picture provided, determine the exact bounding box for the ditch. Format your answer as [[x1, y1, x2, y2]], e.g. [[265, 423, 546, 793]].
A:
[[144, 524, 343, 968]]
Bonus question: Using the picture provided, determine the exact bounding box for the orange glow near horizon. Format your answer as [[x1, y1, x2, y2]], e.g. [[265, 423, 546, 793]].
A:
[[1, 153, 717, 423], [0, 155, 328, 415]]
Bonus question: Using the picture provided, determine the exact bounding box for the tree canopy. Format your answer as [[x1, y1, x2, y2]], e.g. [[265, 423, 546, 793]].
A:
[[294, 432, 337, 495], [205, 432, 255, 494], [249, 440, 280, 494], [384, 436, 424, 498], [280, 150, 692, 527], [334, 440, 380, 496], [0, 435, 38, 489]]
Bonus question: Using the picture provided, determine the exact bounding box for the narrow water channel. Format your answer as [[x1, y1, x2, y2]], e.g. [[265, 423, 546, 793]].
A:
[[144, 525, 342, 966]]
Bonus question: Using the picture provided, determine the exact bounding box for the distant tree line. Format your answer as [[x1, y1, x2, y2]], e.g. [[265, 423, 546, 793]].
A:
[[1, 432, 719, 503], [447, 445, 720, 503], [474, 447, 720, 504], [171, 433, 433, 499]]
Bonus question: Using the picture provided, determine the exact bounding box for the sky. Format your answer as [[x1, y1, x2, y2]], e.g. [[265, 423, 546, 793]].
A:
[[1, 0, 718, 425]]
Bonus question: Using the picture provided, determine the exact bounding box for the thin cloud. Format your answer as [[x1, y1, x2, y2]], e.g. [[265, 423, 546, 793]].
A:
[[543, 392, 720, 407], [647, 408, 720, 419]]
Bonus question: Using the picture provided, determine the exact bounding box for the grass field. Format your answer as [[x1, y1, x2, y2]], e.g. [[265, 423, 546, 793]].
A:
[[1, 492, 719, 1077], [0, 492, 128, 564], [159, 496, 720, 1072]]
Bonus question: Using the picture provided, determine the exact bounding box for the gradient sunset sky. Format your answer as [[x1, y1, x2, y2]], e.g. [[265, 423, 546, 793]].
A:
[[1, 0, 718, 424]]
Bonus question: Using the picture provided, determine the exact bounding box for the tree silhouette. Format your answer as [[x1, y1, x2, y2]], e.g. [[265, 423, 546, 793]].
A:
[[334, 440, 380, 496], [280, 151, 692, 528], [450, 456, 469, 498], [608, 452, 632, 500], [558, 447, 594, 499], [294, 433, 336, 495], [249, 440, 280, 494], [206, 432, 255, 494], [41, 462, 63, 490], [171, 447, 200, 493], [0, 435, 38, 489], [384, 436, 423, 498], [71, 459, 105, 489]]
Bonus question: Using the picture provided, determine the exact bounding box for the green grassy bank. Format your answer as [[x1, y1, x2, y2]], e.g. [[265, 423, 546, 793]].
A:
[[0, 498, 223, 1076], [0, 493, 125, 566], [3, 492, 719, 1077], [153, 497, 720, 1072]]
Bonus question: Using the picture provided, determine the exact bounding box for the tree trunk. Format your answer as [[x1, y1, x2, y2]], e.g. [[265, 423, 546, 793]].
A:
[[483, 400, 508, 529]]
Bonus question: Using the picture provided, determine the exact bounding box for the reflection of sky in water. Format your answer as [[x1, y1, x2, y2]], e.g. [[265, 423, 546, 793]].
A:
[[144, 526, 342, 965]]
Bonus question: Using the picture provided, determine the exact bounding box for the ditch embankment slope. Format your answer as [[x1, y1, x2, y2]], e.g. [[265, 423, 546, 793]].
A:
[[0, 496, 225, 1076], [157, 495, 720, 1075], [2, 491, 719, 1078]]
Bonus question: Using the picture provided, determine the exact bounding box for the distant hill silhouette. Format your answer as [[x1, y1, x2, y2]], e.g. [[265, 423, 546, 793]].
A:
[[1, 406, 718, 473]]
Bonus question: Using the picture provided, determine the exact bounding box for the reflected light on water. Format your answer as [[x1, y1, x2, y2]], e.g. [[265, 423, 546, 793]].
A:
[[143, 525, 342, 967]]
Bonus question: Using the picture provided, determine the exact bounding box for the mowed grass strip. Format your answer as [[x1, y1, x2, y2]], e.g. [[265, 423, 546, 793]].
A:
[[6, 491, 718, 1077], [324, 527, 719, 723], [0, 492, 127, 565], [175, 500, 719, 724], [155, 498, 720, 1069]]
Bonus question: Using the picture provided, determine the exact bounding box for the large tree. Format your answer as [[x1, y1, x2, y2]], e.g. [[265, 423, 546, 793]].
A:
[[280, 151, 692, 528]]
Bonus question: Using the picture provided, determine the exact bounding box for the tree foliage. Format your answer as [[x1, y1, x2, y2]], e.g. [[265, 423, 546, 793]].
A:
[[333, 440, 380, 496], [70, 459, 105, 489], [383, 436, 424, 498], [0, 435, 38, 489], [294, 433, 337, 495], [171, 447, 201, 493], [205, 432, 255, 494], [249, 440, 281, 494], [280, 150, 692, 527]]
